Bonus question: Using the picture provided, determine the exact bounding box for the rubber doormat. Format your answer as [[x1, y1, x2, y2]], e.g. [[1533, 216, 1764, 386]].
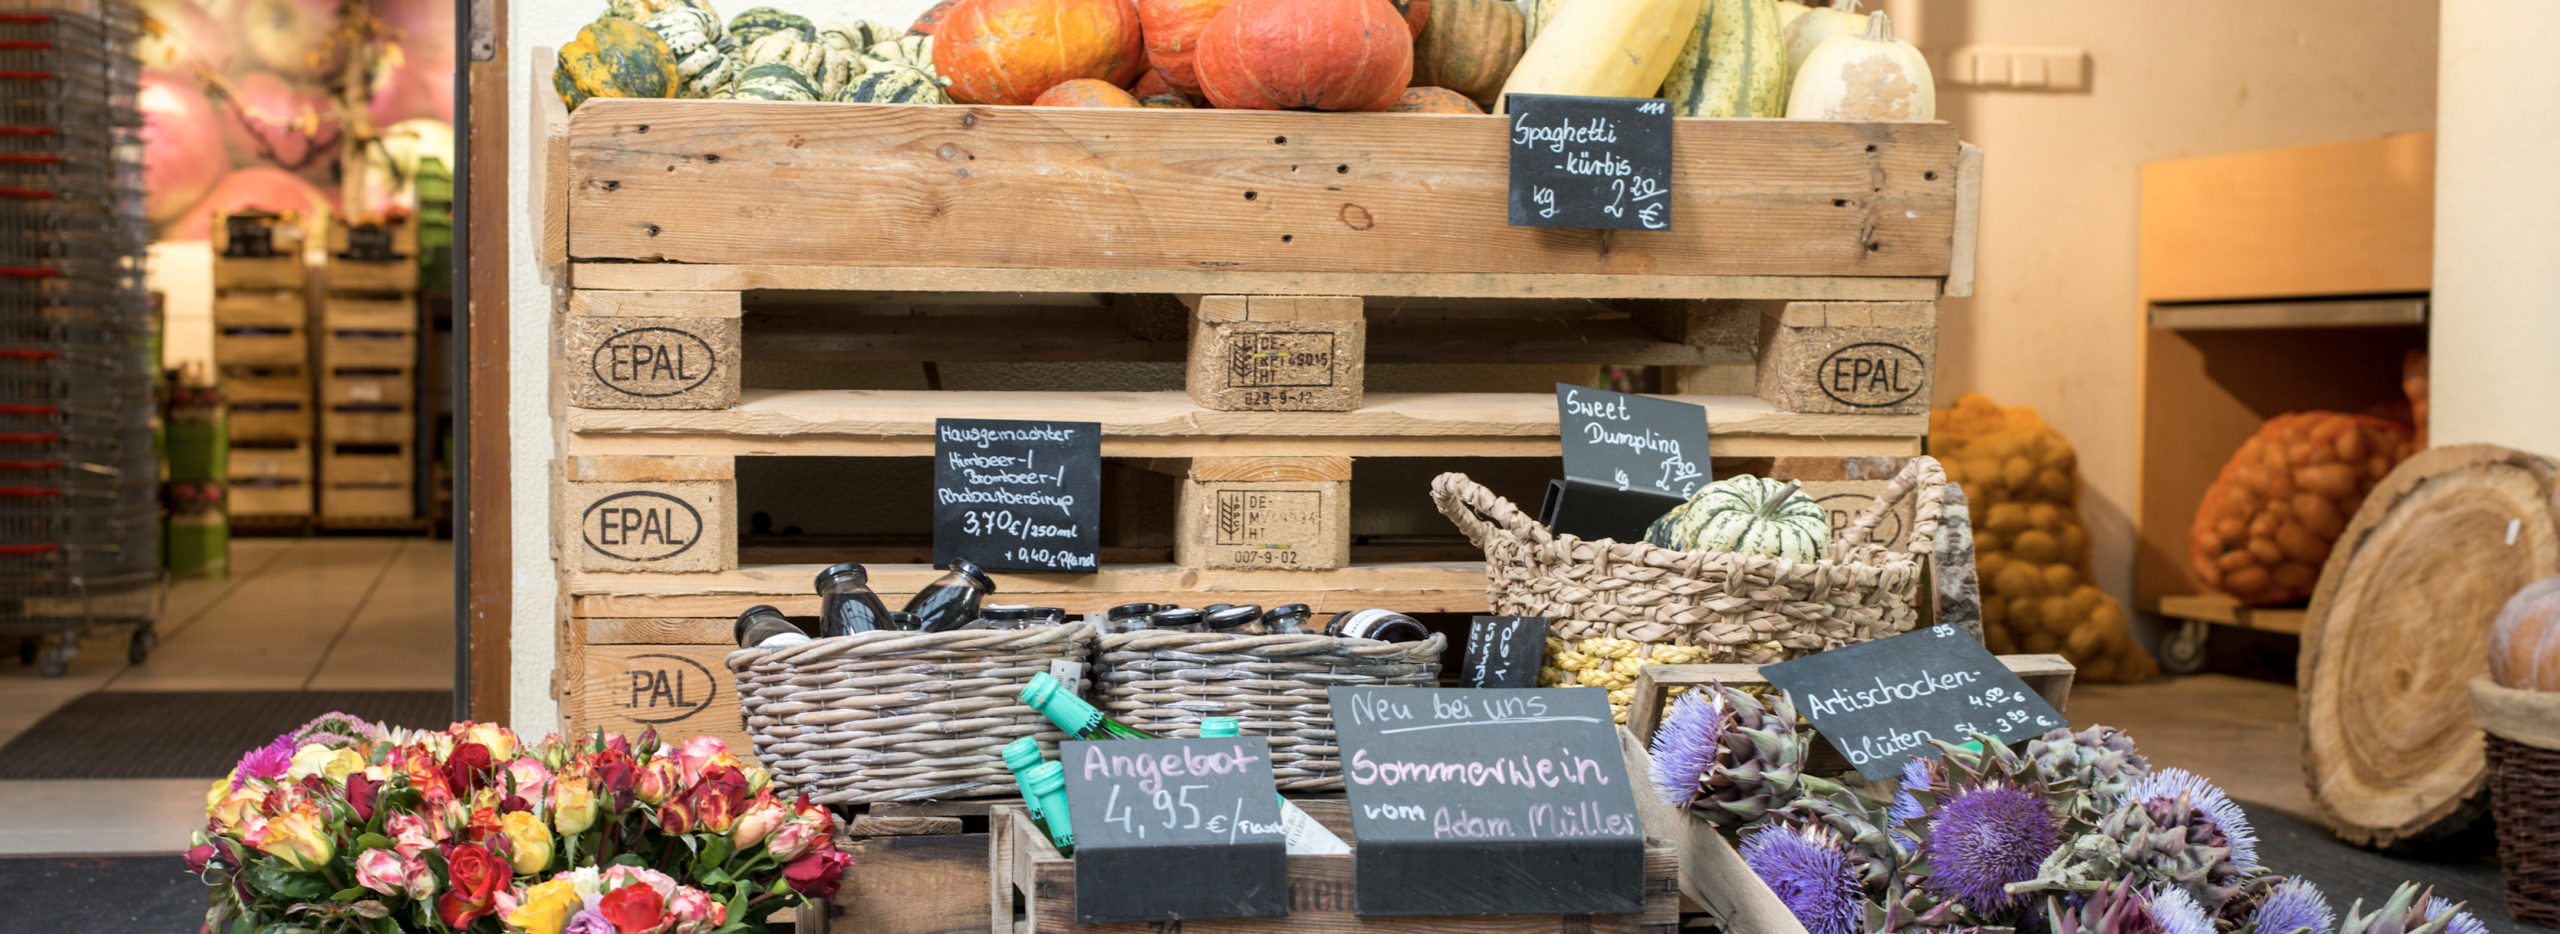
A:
[[2243, 799, 2553, 933], [0, 691, 452, 780], [0, 855, 207, 934]]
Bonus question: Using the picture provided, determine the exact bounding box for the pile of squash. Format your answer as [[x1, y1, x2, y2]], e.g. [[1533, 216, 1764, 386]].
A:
[[556, 0, 1937, 121], [1931, 394, 2157, 683]]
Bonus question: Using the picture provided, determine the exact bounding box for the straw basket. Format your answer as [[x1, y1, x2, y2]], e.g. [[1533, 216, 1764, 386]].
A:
[[724, 622, 1096, 804], [1089, 629, 1447, 791], [1430, 456, 1944, 720], [2472, 676, 2560, 926]]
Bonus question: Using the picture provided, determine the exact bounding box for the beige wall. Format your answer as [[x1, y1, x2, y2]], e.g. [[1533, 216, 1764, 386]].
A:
[[2432, 0, 2560, 458], [1904, 0, 2438, 619]]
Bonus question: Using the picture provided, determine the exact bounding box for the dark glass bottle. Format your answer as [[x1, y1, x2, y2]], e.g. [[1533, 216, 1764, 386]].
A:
[[966, 605, 1033, 630], [814, 563, 892, 637], [1104, 603, 1159, 633], [886, 611, 922, 631], [1326, 608, 1431, 642], [735, 605, 811, 648], [1263, 604, 1314, 634], [1203, 604, 1267, 634], [903, 558, 996, 632], [1148, 607, 1206, 632]]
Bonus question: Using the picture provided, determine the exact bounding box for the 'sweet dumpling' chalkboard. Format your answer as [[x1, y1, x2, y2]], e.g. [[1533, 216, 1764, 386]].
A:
[[933, 418, 1103, 573]]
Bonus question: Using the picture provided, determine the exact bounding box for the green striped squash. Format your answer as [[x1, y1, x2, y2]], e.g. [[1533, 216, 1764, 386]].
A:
[[1647, 475, 1832, 561], [731, 61, 821, 100], [554, 17, 680, 110], [832, 63, 949, 104], [1660, 0, 1786, 117], [644, 7, 732, 97], [863, 35, 934, 69], [727, 6, 815, 46]]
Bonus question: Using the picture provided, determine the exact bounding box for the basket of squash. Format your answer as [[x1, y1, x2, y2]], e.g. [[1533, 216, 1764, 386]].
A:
[[1429, 456, 1943, 721]]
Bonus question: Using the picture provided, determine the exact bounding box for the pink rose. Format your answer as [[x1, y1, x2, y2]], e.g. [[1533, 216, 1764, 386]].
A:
[[764, 796, 835, 862], [673, 735, 729, 783], [355, 848, 407, 897], [505, 757, 553, 800], [389, 811, 445, 859], [634, 756, 682, 807], [731, 794, 788, 850], [667, 886, 728, 934]]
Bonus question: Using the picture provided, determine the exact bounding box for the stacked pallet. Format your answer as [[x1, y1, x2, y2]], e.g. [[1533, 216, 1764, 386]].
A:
[[318, 220, 421, 527], [211, 211, 314, 524]]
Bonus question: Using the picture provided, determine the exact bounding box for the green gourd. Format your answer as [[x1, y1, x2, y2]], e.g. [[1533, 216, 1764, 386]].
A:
[[727, 6, 815, 46], [1646, 475, 1832, 561], [1660, 0, 1786, 117], [833, 62, 949, 103], [644, 7, 732, 97], [555, 17, 680, 110], [730, 61, 821, 101]]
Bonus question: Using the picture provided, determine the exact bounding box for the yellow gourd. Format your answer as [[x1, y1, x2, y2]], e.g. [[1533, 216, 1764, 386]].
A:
[[1784, 10, 1934, 121], [1779, 0, 1862, 86], [1495, 0, 1702, 110]]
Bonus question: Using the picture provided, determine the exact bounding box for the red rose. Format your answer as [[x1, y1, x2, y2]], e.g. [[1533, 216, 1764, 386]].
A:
[[589, 749, 638, 801], [783, 848, 853, 900], [446, 742, 494, 793], [600, 882, 668, 933], [435, 843, 512, 928], [680, 765, 750, 834], [344, 771, 380, 822], [184, 843, 215, 874], [466, 804, 508, 846]]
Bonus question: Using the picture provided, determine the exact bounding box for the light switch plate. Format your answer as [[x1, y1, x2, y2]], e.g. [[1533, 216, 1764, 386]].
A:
[[1941, 46, 2090, 91]]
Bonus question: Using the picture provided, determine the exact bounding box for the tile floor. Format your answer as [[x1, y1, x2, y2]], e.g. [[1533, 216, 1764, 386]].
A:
[[0, 536, 454, 856]]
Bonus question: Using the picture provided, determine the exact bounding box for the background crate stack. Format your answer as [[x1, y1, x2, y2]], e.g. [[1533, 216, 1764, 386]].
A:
[[318, 218, 421, 527], [0, 0, 162, 675], [212, 210, 313, 524]]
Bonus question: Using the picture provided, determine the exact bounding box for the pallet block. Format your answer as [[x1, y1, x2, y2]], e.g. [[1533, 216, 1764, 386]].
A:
[[560, 291, 742, 410], [794, 800, 1009, 934], [1755, 301, 1937, 415], [1184, 295, 1365, 412], [560, 455, 736, 573], [1174, 456, 1352, 570], [561, 616, 751, 756]]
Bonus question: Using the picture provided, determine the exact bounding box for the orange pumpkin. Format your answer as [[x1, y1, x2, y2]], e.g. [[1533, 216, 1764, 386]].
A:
[[2491, 577, 2560, 691], [1135, 0, 1233, 95], [909, 0, 960, 34], [1385, 86, 1482, 113], [932, 0, 1147, 105], [1195, 0, 1412, 111], [1035, 78, 1144, 107], [1411, 0, 1521, 109], [1386, 0, 1429, 36], [1130, 69, 1179, 99]]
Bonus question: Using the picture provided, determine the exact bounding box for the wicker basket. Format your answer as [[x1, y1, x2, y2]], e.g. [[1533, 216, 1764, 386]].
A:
[[1089, 629, 1447, 791], [1430, 456, 1944, 719], [724, 622, 1097, 805], [2472, 676, 2560, 927]]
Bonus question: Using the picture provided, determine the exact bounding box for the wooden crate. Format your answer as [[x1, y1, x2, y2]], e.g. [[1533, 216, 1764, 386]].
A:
[[223, 369, 312, 440], [793, 799, 1017, 934], [323, 328, 417, 369], [322, 366, 416, 406], [321, 483, 414, 520], [991, 798, 1680, 934], [322, 403, 413, 444], [323, 296, 416, 332], [213, 210, 310, 290], [229, 441, 312, 482], [325, 219, 421, 294], [215, 326, 307, 368], [323, 442, 412, 487], [229, 479, 312, 517], [212, 291, 305, 328]]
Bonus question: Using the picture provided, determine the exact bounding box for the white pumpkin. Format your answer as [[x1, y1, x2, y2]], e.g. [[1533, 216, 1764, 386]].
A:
[[1785, 10, 1933, 121], [1779, 0, 1862, 85], [1646, 476, 1833, 561]]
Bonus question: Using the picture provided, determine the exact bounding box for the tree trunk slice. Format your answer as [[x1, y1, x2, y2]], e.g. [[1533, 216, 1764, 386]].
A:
[[2300, 444, 2560, 848]]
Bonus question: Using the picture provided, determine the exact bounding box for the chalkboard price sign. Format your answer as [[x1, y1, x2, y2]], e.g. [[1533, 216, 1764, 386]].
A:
[[1332, 686, 1647, 917], [1464, 616, 1549, 689], [1761, 625, 2068, 782], [1505, 93, 1674, 231], [932, 418, 1102, 573], [1059, 737, 1291, 924], [1555, 384, 1711, 500]]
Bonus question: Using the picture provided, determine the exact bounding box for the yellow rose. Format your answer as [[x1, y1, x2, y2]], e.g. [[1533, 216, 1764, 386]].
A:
[[288, 745, 369, 783], [504, 877, 583, 934], [209, 785, 266, 833], [462, 723, 517, 760], [500, 810, 553, 875], [250, 802, 334, 872], [204, 776, 231, 814], [552, 772, 599, 837]]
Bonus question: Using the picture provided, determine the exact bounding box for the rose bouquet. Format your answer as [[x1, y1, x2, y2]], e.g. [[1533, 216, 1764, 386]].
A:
[[1649, 685, 2492, 934], [188, 714, 852, 934]]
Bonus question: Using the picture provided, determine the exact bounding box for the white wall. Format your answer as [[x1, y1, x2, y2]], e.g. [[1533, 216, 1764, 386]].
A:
[[2432, 0, 2560, 458]]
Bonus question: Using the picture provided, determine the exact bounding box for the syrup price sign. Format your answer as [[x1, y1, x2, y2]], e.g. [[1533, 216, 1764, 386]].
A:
[[1761, 625, 2068, 782], [1505, 93, 1674, 231], [932, 418, 1101, 573]]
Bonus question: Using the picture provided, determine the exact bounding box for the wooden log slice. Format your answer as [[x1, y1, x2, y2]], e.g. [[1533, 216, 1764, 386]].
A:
[[2301, 444, 2560, 847]]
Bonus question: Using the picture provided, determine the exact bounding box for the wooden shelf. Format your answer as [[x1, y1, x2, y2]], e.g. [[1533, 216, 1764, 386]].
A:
[[564, 390, 1927, 459], [567, 561, 1493, 618], [2148, 297, 2426, 331], [2154, 592, 2307, 635], [577, 263, 1944, 302]]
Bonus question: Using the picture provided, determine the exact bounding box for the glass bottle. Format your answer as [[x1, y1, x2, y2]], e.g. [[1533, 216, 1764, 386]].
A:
[[1104, 603, 1159, 633], [1148, 607, 1205, 632], [1203, 604, 1267, 634], [1029, 607, 1068, 626], [886, 611, 922, 631], [814, 563, 892, 637], [1018, 760, 1074, 856], [903, 557, 996, 632], [1198, 717, 1242, 737], [1262, 604, 1314, 634], [1326, 608, 1431, 642], [734, 605, 811, 648], [965, 605, 1032, 630], [1020, 672, 1157, 740], [1001, 737, 1054, 825]]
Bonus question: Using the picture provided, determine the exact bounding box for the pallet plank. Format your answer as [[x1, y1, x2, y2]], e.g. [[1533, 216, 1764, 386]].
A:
[[576, 263, 1947, 301], [569, 562, 1493, 618]]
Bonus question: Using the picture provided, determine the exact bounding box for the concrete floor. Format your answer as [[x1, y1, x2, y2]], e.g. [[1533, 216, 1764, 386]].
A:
[[0, 537, 453, 855]]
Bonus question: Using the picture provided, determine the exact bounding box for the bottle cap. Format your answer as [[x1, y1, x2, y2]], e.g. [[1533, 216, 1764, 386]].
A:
[[1264, 603, 1311, 621], [1021, 760, 1065, 796], [982, 604, 1031, 621], [1107, 603, 1160, 620], [1002, 736, 1047, 774], [1199, 717, 1241, 738], [1031, 607, 1067, 621], [1203, 604, 1265, 631], [1204, 604, 1235, 613], [814, 562, 868, 591], [946, 556, 996, 591], [1150, 608, 1205, 628], [1020, 671, 1065, 709], [886, 611, 921, 630]]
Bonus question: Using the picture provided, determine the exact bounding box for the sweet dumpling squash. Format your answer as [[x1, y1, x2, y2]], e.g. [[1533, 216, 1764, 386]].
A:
[[555, 17, 681, 110], [1646, 475, 1832, 561]]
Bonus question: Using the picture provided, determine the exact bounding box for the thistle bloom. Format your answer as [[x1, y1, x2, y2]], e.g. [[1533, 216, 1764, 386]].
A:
[[2253, 878, 2337, 934], [1649, 689, 1729, 807], [2128, 768, 2259, 869], [2421, 897, 2487, 934], [1739, 824, 1867, 934], [1915, 783, 2061, 918], [2149, 886, 2216, 934]]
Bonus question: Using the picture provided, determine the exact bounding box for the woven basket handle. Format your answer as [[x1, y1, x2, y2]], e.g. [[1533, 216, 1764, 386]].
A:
[[1431, 472, 1554, 551], [1834, 455, 1947, 557]]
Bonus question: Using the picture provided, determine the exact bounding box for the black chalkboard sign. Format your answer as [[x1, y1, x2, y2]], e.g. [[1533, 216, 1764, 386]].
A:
[[1506, 94, 1674, 231], [1556, 384, 1711, 501], [932, 418, 1101, 573], [1464, 616, 1549, 689], [1059, 737, 1290, 924], [1761, 625, 2068, 782], [1332, 686, 1646, 917]]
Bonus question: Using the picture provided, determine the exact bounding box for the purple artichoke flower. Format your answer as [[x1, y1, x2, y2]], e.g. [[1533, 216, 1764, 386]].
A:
[[2149, 887, 2217, 934], [231, 734, 296, 789], [1741, 824, 1868, 934], [2128, 768, 2258, 869], [1650, 689, 1729, 807], [2254, 878, 2337, 934], [2421, 897, 2486, 934], [1916, 783, 2061, 918]]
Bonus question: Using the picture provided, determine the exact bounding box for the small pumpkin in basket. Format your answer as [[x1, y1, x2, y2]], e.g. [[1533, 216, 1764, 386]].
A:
[[1645, 475, 1833, 562], [2492, 577, 2560, 692]]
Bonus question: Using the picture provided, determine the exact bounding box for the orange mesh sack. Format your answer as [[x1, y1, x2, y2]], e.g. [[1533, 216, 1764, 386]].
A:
[[2188, 412, 2413, 606], [1930, 394, 2156, 683]]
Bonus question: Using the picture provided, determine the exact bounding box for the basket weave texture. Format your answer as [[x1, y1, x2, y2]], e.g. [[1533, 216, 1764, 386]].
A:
[[1430, 456, 1945, 719], [724, 622, 1096, 805], [2473, 676, 2560, 927], [1091, 630, 1446, 791]]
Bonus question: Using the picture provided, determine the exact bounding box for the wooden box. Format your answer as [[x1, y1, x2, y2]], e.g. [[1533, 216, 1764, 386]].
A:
[[323, 297, 416, 331], [323, 367, 416, 406], [992, 798, 1679, 934], [1185, 296, 1365, 412], [229, 479, 312, 516], [794, 800, 1012, 934], [322, 484, 413, 519], [1174, 456, 1352, 571], [216, 326, 308, 368], [323, 404, 413, 444], [228, 441, 312, 482], [212, 291, 305, 328], [224, 370, 312, 440], [323, 329, 417, 369], [323, 444, 411, 487], [325, 219, 421, 294]]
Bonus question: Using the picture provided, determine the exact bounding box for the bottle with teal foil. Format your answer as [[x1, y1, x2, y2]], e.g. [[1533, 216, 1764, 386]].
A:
[[1020, 672, 1155, 740], [1001, 737, 1049, 818], [1018, 760, 1074, 856], [1198, 717, 1242, 737]]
